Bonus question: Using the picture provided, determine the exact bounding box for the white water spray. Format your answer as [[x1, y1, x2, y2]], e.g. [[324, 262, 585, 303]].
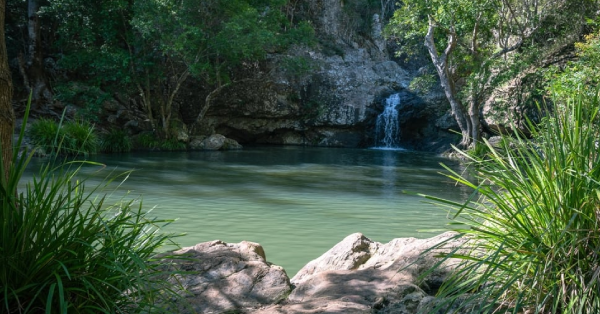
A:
[[374, 93, 401, 149]]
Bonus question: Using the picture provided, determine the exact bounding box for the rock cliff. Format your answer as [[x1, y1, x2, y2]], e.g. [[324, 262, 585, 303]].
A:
[[179, 0, 455, 151]]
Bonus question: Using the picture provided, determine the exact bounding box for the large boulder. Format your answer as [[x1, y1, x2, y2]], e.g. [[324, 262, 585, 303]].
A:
[[257, 232, 464, 314], [189, 134, 243, 150], [201, 134, 226, 150], [163, 240, 292, 314], [482, 67, 547, 136]]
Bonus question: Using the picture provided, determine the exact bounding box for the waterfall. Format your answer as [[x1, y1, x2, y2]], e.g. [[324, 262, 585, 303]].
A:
[[374, 93, 402, 149]]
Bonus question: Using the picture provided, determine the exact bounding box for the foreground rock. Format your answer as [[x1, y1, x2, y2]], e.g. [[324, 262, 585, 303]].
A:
[[259, 232, 462, 314], [164, 240, 292, 313], [166, 232, 463, 314]]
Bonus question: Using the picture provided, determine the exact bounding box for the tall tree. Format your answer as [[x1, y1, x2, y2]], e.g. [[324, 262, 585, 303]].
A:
[[387, 0, 597, 147], [0, 0, 14, 178], [49, 0, 311, 139], [18, 0, 52, 109]]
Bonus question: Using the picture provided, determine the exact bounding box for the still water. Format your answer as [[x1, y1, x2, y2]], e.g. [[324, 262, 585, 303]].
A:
[[24, 146, 469, 276]]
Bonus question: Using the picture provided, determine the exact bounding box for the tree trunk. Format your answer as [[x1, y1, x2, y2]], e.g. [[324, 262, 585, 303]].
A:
[[137, 71, 157, 134], [188, 83, 229, 136], [468, 98, 480, 145], [19, 0, 51, 109], [467, 77, 482, 145], [160, 69, 190, 139], [0, 0, 15, 180], [424, 19, 473, 148]]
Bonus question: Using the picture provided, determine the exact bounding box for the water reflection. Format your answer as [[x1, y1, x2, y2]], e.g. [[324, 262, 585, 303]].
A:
[[23, 146, 469, 276], [381, 150, 397, 198]]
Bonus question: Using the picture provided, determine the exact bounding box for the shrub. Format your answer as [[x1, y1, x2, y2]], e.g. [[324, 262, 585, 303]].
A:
[[408, 73, 437, 95], [1, 107, 183, 313], [101, 128, 133, 153], [54, 82, 110, 122], [426, 90, 600, 313]]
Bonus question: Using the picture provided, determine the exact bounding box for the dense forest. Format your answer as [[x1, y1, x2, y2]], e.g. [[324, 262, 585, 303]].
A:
[[6, 0, 317, 152], [2, 0, 600, 152]]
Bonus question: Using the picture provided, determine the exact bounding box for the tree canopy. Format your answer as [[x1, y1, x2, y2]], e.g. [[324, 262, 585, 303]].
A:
[[387, 0, 600, 146], [43, 0, 313, 138]]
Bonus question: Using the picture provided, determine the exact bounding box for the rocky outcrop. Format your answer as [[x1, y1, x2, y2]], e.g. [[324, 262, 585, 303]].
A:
[[261, 232, 463, 314], [188, 134, 243, 150], [167, 232, 465, 314], [177, 0, 455, 150], [163, 240, 292, 314], [189, 45, 413, 148], [482, 68, 546, 136]]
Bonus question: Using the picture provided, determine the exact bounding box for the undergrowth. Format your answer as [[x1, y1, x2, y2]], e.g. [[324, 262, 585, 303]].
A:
[[423, 89, 600, 313]]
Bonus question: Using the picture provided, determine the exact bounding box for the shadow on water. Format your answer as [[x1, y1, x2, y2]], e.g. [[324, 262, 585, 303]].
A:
[[23, 146, 470, 276]]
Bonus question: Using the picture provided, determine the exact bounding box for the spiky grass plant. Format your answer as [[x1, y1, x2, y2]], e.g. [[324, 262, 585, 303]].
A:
[[62, 120, 98, 156], [27, 118, 63, 154], [101, 128, 133, 153], [424, 90, 600, 313], [159, 138, 186, 151], [135, 133, 160, 150], [1, 104, 183, 313], [28, 118, 98, 156]]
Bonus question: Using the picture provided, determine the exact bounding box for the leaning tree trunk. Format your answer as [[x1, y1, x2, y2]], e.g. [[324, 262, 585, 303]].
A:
[[0, 0, 15, 180], [188, 83, 229, 136], [424, 19, 473, 148], [18, 0, 51, 109], [468, 79, 482, 144]]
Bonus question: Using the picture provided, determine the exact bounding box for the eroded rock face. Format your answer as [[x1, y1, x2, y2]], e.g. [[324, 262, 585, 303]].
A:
[[481, 67, 547, 137], [164, 240, 292, 314]]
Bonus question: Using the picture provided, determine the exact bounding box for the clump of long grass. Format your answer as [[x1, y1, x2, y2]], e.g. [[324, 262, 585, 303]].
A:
[[134, 133, 185, 151], [101, 128, 133, 153], [1, 103, 183, 313], [28, 117, 98, 156], [27, 117, 63, 153], [62, 119, 98, 155], [135, 132, 160, 150], [159, 138, 186, 151], [424, 89, 600, 313]]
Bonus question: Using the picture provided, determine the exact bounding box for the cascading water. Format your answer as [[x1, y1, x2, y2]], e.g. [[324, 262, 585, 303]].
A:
[[374, 93, 402, 149]]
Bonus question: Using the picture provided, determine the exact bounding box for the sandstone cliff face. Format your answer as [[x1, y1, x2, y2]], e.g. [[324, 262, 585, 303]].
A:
[[180, 0, 455, 150]]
